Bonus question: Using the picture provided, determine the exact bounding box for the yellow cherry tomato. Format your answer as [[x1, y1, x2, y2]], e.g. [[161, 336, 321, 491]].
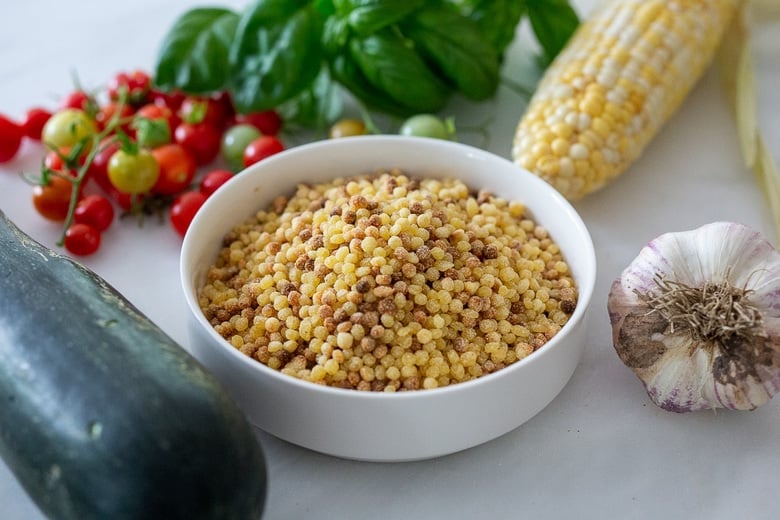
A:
[[107, 149, 160, 194], [329, 118, 367, 139], [41, 108, 98, 150]]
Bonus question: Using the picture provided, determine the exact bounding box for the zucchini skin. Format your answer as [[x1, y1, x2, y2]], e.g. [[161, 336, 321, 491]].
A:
[[0, 211, 267, 519]]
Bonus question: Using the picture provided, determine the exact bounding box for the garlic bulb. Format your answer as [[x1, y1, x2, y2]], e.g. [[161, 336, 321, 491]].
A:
[[608, 221, 780, 412]]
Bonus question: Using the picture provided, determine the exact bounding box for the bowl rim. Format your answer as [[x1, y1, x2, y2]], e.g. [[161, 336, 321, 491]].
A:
[[180, 135, 597, 400]]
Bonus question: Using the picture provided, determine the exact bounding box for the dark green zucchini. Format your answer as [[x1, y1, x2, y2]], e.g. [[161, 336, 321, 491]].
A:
[[0, 210, 266, 520]]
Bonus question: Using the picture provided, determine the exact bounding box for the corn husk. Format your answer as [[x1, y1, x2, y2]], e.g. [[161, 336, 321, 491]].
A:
[[753, 0, 780, 13], [718, 0, 780, 244]]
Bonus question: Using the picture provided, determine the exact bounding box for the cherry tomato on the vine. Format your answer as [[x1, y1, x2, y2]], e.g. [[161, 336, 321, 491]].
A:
[[41, 109, 97, 150], [179, 96, 230, 129], [43, 149, 67, 172], [58, 91, 92, 112], [21, 108, 53, 141], [149, 89, 186, 112], [32, 175, 74, 221], [174, 122, 221, 166], [136, 103, 179, 135], [211, 91, 236, 127], [108, 188, 136, 212], [95, 102, 134, 134], [243, 135, 284, 167], [44, 142, 90, 171], [170, 191, 207, 237], [108, 70, 151, 106], [200, 169, 234, 198], [0, 114, 23, 163], [107, 149, 160, 194], [151, 143, 196, 195], [88, 138, 121, 191], [74, 194, 114, 232], [235, 109, 283, 136], [64, 223, 101, 256]]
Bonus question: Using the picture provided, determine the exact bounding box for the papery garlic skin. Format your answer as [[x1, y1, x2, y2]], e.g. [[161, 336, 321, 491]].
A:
[[608, 222, 780, 412]]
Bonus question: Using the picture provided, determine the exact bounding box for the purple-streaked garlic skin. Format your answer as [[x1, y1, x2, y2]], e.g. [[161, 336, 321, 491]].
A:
[[608, 222, 780, 413]]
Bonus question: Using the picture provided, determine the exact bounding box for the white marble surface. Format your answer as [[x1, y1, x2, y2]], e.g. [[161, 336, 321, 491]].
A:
[[2, 1, 779, 518]]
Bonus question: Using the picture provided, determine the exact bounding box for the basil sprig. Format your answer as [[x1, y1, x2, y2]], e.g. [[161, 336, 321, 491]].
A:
[[153, 0, 579, 125]]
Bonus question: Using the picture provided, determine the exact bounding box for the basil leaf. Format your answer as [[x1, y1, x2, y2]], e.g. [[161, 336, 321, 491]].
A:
[[279, 67, 343, 130], [341, 0, 427, 36], [229, 0, 324, 113], [349, 30, 451, 114], [404, 3, 500, 100], [525, 0, 579, 64], [314, 0, 337, 17], [447, 0, 526, 56], [328, 53, 404, 115], [154, 8, 239, 94], [322, 12, 351, 56]]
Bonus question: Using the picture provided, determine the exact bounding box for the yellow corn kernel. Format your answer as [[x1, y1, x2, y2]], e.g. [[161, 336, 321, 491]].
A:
[[634, 2, 664, 30], [551, 138, 570, 156], [512, 0, 739, 200]]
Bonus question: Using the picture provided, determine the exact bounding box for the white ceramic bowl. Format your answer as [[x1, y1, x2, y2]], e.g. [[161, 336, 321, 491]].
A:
[[180, 136, 596, 462]]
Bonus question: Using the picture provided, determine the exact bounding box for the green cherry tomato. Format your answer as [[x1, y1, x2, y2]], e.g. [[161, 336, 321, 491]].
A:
[[221, 124, 261, 171], [41, 108, 98, 150], [399, 114, 452, 140], [107, 149, 160, 194]]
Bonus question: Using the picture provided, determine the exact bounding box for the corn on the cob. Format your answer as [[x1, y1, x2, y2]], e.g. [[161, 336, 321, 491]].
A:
[[512, 0, 740, 200]]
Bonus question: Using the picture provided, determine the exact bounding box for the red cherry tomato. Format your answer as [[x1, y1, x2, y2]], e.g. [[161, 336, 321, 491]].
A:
[[74, 194, 114, 232], [64, 223, 101, 256], [179, 96, 230, 129], [0, 114, 23, 163], [235, 110, 283, 136], [136, 103, 179, 135], [42, 149, 86, 192], [109, 189, 136, 212], [32, 176, 74, 221], [59, 91, 92, 111], [243, 135, 284, 167], [95, 102, 134, 133], [211, 91, 236, 128], [170, 191, 207, 237], [58, 90, 95, 112], [43, 149, 76, 174], [21, 108, 53, 141], [44, 150, 65, 172], [151, 144, 197, 195], [200, 169, 234, 198], [108, 70, 151, 106], [174, 122, 221, 166], [149, 89, 186, 112], [88, 138, 121, 191]]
